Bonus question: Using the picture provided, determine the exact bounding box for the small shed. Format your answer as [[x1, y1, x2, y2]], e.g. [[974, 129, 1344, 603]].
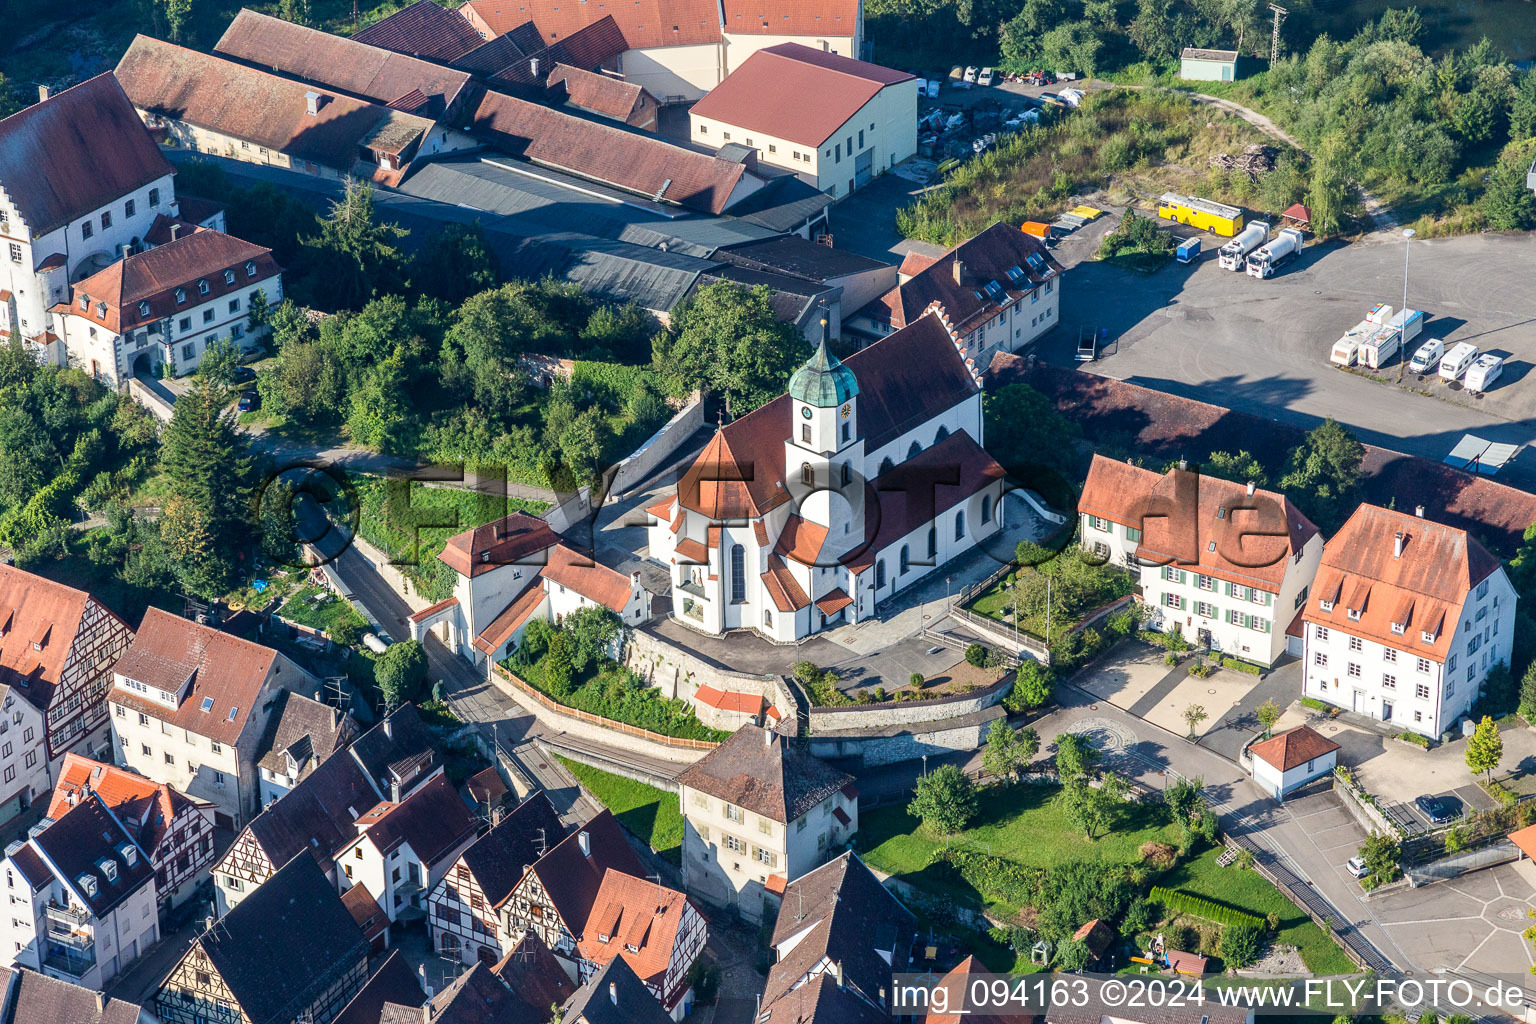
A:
[[1072, 919, 1117, 969], [1249, 724, 1340, 800], [1282, 203, 1312, 230], [1166, 949, 1208, 977], [1180, 48, 1242, 82]]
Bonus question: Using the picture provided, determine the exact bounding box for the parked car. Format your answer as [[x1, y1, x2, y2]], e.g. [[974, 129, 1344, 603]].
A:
[[1407, 337, 1444, 374], [237, 390, 259, 412], [232, 365, 256, 386], [1415, 794, 1462, 825], [978, 67, 996, 86], [1464, 353, 1504, 393], [964, 66, 980, 83], [1345, 855, 1368, 879]]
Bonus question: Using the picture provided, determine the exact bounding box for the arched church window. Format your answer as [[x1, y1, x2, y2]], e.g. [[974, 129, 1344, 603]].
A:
[[908, 440, 922, 460], [981, 495, 993, 524], [879, 457, 894, 476], [730, 545, 746, 603], [840, 462, 851, 487], [927, 526, 936, 558], [876, 560, 886, 588], [955, 511, 966, 540], [899, 546, 910, 574], [801, 462, 813, 486]]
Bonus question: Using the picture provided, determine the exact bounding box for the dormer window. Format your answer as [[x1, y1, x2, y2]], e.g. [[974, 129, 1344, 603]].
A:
[[138, 300, 151, 318], [625, 943, 640, 953], [1319, 600, 1334, 612], [77, 874, 97, 898], [78, 294, 89, 311], [100, 859, 117, 883], [1347, 608, 1361, 621], [1421, 630, 1436, 644], [96, 301, 107, 319], [1391, 622, 1405, 635], [223, 269, 235, 286], [118, 843, 137, 867], [174, 288, 186, 305], [244, 260, 256, 277], [197, 279, 210, 296]]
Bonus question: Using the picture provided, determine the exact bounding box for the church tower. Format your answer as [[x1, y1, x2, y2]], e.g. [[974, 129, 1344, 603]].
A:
[[783, 326, 865, 554]]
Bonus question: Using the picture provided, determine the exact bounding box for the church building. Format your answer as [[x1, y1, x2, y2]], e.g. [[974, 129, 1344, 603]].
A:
[[647, 312, 1008, 642]]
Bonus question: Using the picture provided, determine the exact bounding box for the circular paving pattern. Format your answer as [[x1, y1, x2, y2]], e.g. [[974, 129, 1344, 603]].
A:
[[1482, 896, 1531, 930], [1066, 717, 1137, 753]]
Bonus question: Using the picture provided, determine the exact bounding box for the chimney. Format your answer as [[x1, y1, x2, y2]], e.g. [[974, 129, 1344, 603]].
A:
[[578, 830, 591, 857], [121, 244, 133, 260], [1393, 531, 1405, 558], [1246, 481, 1255, 496], [169, 223, 181, 242], [204, 916, 214, 932], [834, 961, 844, 987], [37, 84, 49, 102], [95, 991, 105, 1013], [304, 90, 321, 116], [951, 259, 963, 286], [1415, 505, 1425, 518], [763, 726, 773, 747], [382, 716, 393, 740], [530, 56, 541, 79], [609, 981, 619, 1006], [1178, 458, 1188, 472]]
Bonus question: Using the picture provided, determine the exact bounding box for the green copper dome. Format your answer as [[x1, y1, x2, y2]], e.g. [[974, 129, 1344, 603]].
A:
[[787, 340, 859, 408]]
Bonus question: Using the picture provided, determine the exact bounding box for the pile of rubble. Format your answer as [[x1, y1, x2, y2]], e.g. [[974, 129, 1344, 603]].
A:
[[1209, 143, 1278, 178]]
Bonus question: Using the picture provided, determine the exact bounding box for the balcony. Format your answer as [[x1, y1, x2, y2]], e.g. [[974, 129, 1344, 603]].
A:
[[45, 901, 89, 927], [43, 942, 96, 978]]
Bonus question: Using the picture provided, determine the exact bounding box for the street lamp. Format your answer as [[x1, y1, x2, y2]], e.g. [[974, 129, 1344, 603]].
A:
[[1397, 228, 1416, 382]]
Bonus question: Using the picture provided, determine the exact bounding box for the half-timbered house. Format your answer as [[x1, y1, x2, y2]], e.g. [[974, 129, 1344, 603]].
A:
[[108, 607, 320, 829], [491, 931, 576, 1013], [576, 870, 707, 1019], [0, 565, 136, 790], [154, 854, 369, 1024], [47, 753, 216, 911], [501, 810, 645, 977], [213, 704, 438, 915], [332, 773, 477, 924], [331, 950, 425, 1024], [429, 791, 566, 965]]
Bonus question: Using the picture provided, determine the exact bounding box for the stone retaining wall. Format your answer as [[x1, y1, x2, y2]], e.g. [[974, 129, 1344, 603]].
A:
[[806, 673, 1012, 732], [808, 705, 1006, 768], [609, 396, 705, 499], [624, 629, 798, 730]]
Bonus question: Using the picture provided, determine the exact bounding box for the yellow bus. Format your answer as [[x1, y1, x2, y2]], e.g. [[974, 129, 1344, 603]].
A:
[[1156, 192, 1243, 236]]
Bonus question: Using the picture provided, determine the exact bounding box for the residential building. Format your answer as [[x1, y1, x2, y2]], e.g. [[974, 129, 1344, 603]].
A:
[[429, 791, 567, 964], [501, 809, 646, 975], [410, 514, 650, 666], [575, 870, 707, 1019], [212, 705, 438, 915], [353, 0, 486, 63], [0, 966, 152, 1024], [331, 950, 425, 1024], [1301, 503, 1517, 737], [107, 607, 319, 829], [689, 44, 915, 197], [341, 882, 391, 955], [332, 773, 478, 924], [0, 794, 158, 990], [0, 75, 176, 360], [1248, 725, 1340, 801], [490, 931, 576, 1012], [1077, 455, 1324, 666], [848, 221, 1065, 366], [459, 0, 863, 102], [115, 36, 438, 186], [50, 228, 282, 384], [923, 956, 1031, 1024], [251, 689, 356, 808], [677, 726, 856, 922], [388, 963, 533, 1024], [645, 313, 1005, 642], [759, 852, 914, 1024], [0, 564, 137, 786], [46, 753, 217, 911], [153, 853, 369, 1024], [561, 956, 672, 1024]]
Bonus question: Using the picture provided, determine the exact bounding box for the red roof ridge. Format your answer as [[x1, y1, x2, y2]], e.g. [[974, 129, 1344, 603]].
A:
[[1249, 724, 1339, 772]]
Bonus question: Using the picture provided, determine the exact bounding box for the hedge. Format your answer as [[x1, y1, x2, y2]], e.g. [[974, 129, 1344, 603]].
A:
[[1299, 697, 1333, 713], [1149, 886, 1265, 929], [1395, 731, 1431, 749], [1220, 656, 1263, 675]]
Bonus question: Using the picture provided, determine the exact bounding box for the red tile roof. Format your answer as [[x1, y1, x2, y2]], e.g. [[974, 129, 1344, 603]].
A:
[[814, 588, 853, 616], [61, 230, 279, 335], [721, 0, 859, 36], [761, 555, 810, 612], [463, 0, 721, 48], [577, 869, 693, 989], [354, 0, 486, 62], [492, 931, 577, 1012], [47, 753, 199, 857], [0, 73, 172, 238], [541, 544, 635, 613], [1248, 725, 1339, 772], [467, 89, 747, 214], [356, 773, 477, 865], [690, 43, 912, 147], [674, 537, 709, 564], [925, 956, 1032, 1024], [1302, 503, 1499, 662], [109, 606, 280, 745], [1073, 918, 1115, 958], [644, 496, 674, 520], [215, 10, 473, 118], [474, 583, 546, 655], [774, 514, 830, 567], [1167, 948, 1208, 976], [547, 63, 649, 123], [693, 685, 765, 715], [526, 809, 647, 933], [0, 564, 116, 713], [407, 595, 459, 624], [341, 881, 390, 943], [678, 725, 853, 822], [898, 250, 940, 278], [439, 511, 559, 578]]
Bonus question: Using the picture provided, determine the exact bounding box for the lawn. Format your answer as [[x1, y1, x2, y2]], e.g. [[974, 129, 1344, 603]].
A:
[[276, 583, 368, 638], [1159, 846, 1358, 976], [557, 756, 683, 865], [964, 554, 1134, 642]]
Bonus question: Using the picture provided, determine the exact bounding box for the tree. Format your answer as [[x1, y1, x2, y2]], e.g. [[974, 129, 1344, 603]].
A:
[[1359, 830, 1401, 888], [983, 383, 1079, 477], [1040, 21, 1102, 84], [297, 180, 410, 311], [565, 606, 622, 673], [1511, 72, 1536, 142], [1127, 0, 1184, 62], [0, 74, 23, 121], [160, 374, 253, 597], [983, 719, 1029, 781], [1219, 922, 1264, 969], [376, 640, 429, 709], [1255, 698, 1282, 737], [1004, 660, 1054, 712], [1165, 776, 1205, 821], [1307, 134, 1354, 237], [347, 346, 411, 450], [543, 630, 576, 697], [1054, 732, 1099, 783], [413, 223, 500, 304], [1054, 937, 1091, 971], [1465, 715, 1504, 784], [1202, 450, 1268, 489], [1183, 703, 1209, 738], [651, 283, 806, 417], [907, 764, 977, 837], [1480, 142, 1536, 231], [1279, 418, 1365, 533], [196, 340, 243, 386], [1520, 661, 1536, 721], [999, 0, 1069, 65], [1063, 772, 1126, 839]]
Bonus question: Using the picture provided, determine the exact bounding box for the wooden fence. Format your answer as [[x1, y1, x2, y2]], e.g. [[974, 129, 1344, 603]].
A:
[[494, 664, 721, 752]]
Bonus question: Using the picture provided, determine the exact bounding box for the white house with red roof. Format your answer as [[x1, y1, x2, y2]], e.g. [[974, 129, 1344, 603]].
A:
[[1077, 455, 1323, 666], [575, 869, 707, 1019], [688, 43, 915, 197], [1301, 503, 1515, 737], [646, 313, 1005, 643], [1247, 724, 1339, 800], [409, 512, 650, 666], [51, 228, 282, 385]]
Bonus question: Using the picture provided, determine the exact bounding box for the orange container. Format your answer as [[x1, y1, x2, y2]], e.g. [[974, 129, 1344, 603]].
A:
[[1020, 221, 1050, 238]]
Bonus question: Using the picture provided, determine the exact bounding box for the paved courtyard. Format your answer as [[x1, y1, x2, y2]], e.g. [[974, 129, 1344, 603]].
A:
[[1367, 858, 1536, 976], [1070, 641, 1271, 745]]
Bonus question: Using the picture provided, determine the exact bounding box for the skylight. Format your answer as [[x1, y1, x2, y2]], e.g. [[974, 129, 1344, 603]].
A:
[[200, 697, 214, 713], [227, 706, 239, 722]]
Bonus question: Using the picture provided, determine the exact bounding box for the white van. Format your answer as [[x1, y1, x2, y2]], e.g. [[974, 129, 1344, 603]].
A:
[[1464, 354, 1504, 393], [1439, 342, 1479, 382], [1407, 338, 1444, 375]]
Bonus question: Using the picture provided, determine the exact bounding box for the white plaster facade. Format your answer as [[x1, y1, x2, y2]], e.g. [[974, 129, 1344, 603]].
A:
[[0, 692, 50, 828]]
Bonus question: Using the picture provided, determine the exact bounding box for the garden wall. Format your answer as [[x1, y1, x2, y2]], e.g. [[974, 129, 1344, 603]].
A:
[[624, 628, 799, 731], [808, 705, 1005, 768], [608, 396, 705, 499], [806, 672, 1013, 733], [342, 533, 433, 614]]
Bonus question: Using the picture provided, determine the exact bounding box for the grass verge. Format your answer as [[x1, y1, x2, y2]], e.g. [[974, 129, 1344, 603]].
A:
[[557, 756, 683, 865]]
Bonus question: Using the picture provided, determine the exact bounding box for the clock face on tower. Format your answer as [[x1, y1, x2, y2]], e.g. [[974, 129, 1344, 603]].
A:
[[801, 407, 813, 419], [841, 404, 851, 417]]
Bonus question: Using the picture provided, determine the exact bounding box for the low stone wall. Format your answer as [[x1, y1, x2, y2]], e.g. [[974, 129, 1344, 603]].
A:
[[624, 628, 799, 730], [345, 532, 434, 614], [808, 705, 1006, 768], [806, 672, 1012, 733], [609, 396, 705, 499], [1333, 769, 1403, 838], [128, 377, 176, 423]]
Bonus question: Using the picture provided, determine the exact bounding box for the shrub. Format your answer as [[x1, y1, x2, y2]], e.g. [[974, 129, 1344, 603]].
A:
[[965, 643, 988, 667], [1165, 923, 1198, 952], [1299, 696, 1334, 713], [1139, 842, 1177, 870], [910, 671, 926, 689], [1122, 897, 1156, 935], [1164, 652, 1179, 666], [376, 640, 429, 708], [1396, 731, 1431, 749], [1218, 922, 1264, 969], [330, 618, 362, 648], [1147, 887, 1264, 929], [1220, 656, 1263, 675]]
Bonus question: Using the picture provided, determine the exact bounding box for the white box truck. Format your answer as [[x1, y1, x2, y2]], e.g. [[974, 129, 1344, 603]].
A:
[[1358, 308, 1423, 369], [1439, 342, 1479, 382], [1246, 227, 1305, 279], [1218, 221, 1270, 271], [1330, 303, 1393, 367]]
